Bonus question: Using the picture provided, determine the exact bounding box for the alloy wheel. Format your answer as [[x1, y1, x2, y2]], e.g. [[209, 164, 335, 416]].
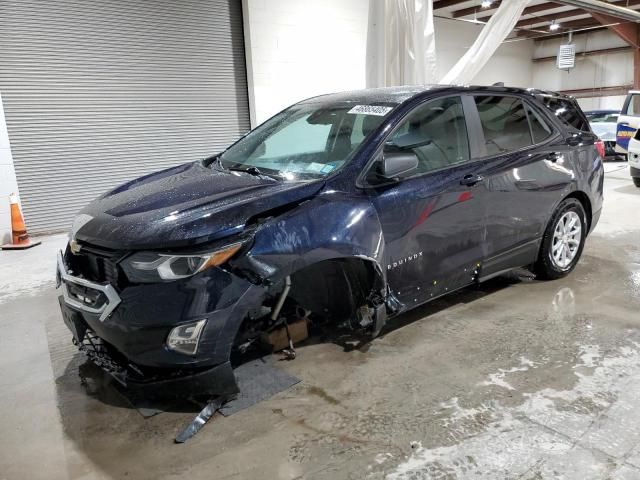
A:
[[550, 211, 582, 270]]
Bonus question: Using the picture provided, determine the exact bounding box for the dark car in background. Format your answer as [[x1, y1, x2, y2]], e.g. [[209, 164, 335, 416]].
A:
[[586, 109, 621, 159], [57, 85, 604, 397]]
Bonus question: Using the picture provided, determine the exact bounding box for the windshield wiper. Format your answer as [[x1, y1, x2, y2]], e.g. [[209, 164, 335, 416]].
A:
[[228, 166, 263, 176], [227, 165, 284, 181]]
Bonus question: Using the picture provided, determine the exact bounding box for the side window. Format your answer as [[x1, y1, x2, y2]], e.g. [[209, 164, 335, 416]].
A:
[[625, 94, 640, 117], [475, 96, 532, 155], [540, 96, 590, 131], [385, 96, 470, 174], [526, 104, 553, 144]]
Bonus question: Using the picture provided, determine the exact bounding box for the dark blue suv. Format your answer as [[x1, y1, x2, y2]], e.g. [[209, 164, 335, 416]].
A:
[[57, 85, 604, 397]]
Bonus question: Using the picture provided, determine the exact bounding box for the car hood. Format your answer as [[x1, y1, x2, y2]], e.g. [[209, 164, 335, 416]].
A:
[[73, 161, 324, 250]]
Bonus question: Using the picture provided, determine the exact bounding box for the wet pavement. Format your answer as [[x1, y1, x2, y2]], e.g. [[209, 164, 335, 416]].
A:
[[1, 162, 639, 479]]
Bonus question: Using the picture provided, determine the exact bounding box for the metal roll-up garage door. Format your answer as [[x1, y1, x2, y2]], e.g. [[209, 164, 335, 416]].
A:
[[0, 0, 250, 233]]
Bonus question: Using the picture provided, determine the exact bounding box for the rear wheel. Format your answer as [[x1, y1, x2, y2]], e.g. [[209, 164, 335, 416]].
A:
[[633, 177, 640, 188], [534, 198, 587, 280]]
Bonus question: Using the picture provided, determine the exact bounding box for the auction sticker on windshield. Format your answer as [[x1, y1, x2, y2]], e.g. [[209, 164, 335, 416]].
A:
[[347, 105, 393, 116]]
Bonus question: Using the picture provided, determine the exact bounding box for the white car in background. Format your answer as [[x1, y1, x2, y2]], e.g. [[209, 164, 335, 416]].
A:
[[586, 110, 620, 159], [627, 137, 640, 187], [617, 91, 640, 187]]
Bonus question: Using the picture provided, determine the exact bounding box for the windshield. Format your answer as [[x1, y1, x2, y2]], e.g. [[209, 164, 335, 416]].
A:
[[218, 102, 394, 180]]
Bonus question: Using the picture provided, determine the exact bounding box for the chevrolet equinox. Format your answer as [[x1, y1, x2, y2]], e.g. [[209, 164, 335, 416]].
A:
[[57, 85, 604, 397]]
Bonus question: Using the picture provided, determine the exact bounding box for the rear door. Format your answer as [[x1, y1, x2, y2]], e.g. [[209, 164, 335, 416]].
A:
[[617, 91, 640, 154], [468, 94, 575, 279]]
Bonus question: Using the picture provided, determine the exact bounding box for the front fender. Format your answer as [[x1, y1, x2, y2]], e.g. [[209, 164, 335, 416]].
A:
[[239, 191, 386, 283]]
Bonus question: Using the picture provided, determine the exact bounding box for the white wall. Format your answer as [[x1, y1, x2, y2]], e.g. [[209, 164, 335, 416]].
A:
[[243, 0, 371, 125], [532, 29, 632, 112], [0, 93, 20, 245], [576, 95, 628, 111], [243, 1, 535, 125]]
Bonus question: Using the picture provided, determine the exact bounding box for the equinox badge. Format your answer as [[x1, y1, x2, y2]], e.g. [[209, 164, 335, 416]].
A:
[[388, 252, 423, 270]]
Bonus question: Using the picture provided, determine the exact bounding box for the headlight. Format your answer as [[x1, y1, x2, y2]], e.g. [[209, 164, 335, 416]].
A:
[[123, 242, 243, 282], [167, 319, 207, 355]]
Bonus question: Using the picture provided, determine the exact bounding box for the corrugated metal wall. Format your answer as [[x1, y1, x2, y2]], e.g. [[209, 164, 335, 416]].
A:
[[0, 0, 250, 233]]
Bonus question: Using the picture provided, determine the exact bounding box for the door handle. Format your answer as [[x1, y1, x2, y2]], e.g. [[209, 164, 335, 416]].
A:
[[546, 152, 559, 162], [460, 174, 484, 186]]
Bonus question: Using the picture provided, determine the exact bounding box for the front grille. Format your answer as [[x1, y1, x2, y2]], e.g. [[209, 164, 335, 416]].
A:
[[66, 282, 107, 309], [65, 243, 127, 290]]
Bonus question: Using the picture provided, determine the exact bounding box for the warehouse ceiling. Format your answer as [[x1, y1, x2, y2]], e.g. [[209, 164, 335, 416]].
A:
[[433, 0, 640, 40]]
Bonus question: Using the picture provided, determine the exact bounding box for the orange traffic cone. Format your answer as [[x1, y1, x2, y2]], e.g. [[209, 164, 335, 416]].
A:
[[1, 193, 41, 250]]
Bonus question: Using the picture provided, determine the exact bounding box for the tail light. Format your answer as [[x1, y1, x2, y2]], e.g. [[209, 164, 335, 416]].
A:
[[595, 139, 605, 158]]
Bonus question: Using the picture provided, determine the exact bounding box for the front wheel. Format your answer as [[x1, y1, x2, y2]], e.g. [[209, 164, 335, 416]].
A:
[[534, 198, 587, 280], [633, 177, 640, 188]]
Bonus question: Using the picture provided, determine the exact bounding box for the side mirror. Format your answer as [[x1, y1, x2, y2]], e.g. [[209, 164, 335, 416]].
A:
[[380, 151, 419, 179]]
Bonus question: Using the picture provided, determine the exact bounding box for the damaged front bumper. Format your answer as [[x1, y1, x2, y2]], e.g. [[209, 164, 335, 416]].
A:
[[56, 248, 266, 398]]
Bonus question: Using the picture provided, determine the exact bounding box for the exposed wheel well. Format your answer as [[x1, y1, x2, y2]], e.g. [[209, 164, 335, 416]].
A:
[[288, 257, 383, 324], [564, 191, 592, 232]]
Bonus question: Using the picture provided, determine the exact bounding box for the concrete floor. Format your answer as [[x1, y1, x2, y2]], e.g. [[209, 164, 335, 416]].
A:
[[1, 163, 639, 480]]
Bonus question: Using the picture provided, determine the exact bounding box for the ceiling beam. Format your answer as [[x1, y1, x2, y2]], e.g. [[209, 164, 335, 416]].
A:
[[466, 0, 640, 23], [517, 17, 602, 37], [530, 25, 608, 40], [516, 9, 590, 28], [554, 0, 640, 22], [452, 1, 502, 18], [474, 2, 565, 22], [516, 3, 640, 28], [532, 45, 633, 62], [433, 0, 470, 10]]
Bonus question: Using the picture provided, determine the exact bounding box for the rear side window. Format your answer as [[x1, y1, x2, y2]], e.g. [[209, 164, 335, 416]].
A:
[[526, 104, 553, 143], [540, 96, 590, 132], [474, 96, 532, 155]]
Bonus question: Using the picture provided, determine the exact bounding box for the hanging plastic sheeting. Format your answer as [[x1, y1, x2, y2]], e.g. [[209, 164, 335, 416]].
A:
[[439, 0, 530, 86], [366, 0, 437, 87]]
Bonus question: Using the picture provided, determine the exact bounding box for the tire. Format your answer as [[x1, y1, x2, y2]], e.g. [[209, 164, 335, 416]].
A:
[[633, 177, 640, 188], [534, 198, 587, 280]]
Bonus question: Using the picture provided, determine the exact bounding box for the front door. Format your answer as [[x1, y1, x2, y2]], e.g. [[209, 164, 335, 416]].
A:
[[365, 96, 488, 308]]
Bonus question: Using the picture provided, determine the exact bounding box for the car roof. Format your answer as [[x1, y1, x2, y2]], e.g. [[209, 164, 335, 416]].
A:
[[300, 84, 575, 106]]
